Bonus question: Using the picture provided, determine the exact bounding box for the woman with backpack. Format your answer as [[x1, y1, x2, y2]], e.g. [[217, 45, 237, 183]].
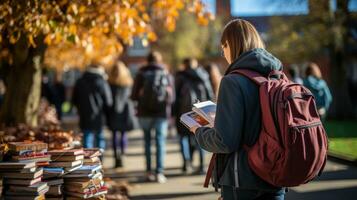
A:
[[303, 62, 332, 120], [191, 19, 328, 200], [190, 19, 287, 199], [107, 61, 138, 168]]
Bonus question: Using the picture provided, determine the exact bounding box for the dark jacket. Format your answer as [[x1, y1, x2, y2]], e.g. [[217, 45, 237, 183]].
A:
[[131, 63, 174, 118], [72, 69, 113, 131], [174, 67, 214, 136], [107, 84, 138, 132], [195, 48, 283, 190]]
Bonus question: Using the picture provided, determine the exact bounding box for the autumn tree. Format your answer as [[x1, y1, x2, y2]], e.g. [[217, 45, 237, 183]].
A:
[[151, 11, 221, 69], [0, 0, 212, 126], [267, 0, 356, 118]]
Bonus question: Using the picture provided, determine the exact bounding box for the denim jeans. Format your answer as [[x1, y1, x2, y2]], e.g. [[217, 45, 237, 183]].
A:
[[82, 129, 105, 149], [139, 117, 168, 174], [180, 135, 205, 169], [222, 186, 285, 200], [180, 135, 191, 163]]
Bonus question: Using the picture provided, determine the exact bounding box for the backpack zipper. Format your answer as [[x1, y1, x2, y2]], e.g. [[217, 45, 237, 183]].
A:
[[292, 122, 322, 129]]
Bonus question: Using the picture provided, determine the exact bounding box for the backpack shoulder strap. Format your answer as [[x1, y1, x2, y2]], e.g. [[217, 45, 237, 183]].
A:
[[229, 69, 268, 85]]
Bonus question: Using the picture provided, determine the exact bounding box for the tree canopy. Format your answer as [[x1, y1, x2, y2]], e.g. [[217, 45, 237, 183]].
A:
[[0, 0, 213, 69]]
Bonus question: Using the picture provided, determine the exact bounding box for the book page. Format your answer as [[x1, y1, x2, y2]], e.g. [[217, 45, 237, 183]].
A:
[[180, 111, 210, 129], [193, 101, 216, 126]]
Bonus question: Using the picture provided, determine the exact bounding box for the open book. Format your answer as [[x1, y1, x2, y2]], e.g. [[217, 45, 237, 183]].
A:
[[180, 101, 216, 129]]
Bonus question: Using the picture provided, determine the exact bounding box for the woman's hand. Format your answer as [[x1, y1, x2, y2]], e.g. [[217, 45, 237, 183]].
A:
[[189, 126, 199, 134]]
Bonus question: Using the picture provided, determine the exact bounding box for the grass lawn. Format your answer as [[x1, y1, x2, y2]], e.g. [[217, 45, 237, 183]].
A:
[[325, 120, 357, 160]]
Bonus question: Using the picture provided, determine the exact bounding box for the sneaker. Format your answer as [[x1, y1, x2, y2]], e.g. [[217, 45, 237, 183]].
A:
[[156, 173, 167, 183], [182, 161, 193, 173], [146, 172, 156, 182]]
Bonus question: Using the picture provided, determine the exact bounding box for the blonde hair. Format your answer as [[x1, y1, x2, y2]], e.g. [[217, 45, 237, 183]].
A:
[[305, 62, 322, 79], [221, 19, 265, 62], [108, 61, 133, 87]]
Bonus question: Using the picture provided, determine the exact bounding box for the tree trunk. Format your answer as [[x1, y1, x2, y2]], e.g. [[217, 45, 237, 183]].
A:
[[0, 36, 45, 127], [308, 0, 353, 119], [328, 0, 353, 119]]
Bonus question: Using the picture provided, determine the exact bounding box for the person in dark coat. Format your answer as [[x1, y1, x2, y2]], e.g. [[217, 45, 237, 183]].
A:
[[190, 19, 285, 200], [72, 64, 113, 149], [174, 58, 214, 174], [131, 51, 175, 183], [107, 61, 138, 168]]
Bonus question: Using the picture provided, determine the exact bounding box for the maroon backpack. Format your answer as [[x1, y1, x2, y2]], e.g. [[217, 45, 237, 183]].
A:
[[230, 69, 328, 187]]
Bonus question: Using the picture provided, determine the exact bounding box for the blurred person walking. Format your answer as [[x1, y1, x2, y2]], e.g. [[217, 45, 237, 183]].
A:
[[204, 63, 222, 98], [107, 61, 138, 168], [174, 58, 214, 174], [72, 64, 113, 149], [288, 65, 303, 85], [303, 62, 332, 120], [131, 51, 174, 183]]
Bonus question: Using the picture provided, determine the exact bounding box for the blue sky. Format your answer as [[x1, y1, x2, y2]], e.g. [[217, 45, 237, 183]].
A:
[[202, 0, 357, 16]]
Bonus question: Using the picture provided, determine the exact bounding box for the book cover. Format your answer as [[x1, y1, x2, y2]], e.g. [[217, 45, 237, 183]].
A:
[[9, 182, 48, 193], [15, 155, 51, 163], [64, 173, 102, 183], [0, 166, 37, 173], [83, 148, 101, 158], [180, 101, 216, 129], [64, 186, 107, 198], [8, 142, 48, 152], [48, 160, 82, 168], [51, 155, 84, 162], [43, 167, 64, 174], [4, 177, 42, 186], [0, 161, 36, 169], [70, 165, 101, 174], [63, 163, 83, 175], [48, 149, 84, 156], [192, 101, 216, 125], [180, 111, 210, 129], [1, 168, 43, 179], [63, 177, 102, 189], [5, 185, 49, 196]]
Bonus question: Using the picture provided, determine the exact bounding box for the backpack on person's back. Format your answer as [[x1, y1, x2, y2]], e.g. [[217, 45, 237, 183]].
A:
[[206, 69, 328, 188], [177, 69, 214, 116], [139, 69, 170, 115]]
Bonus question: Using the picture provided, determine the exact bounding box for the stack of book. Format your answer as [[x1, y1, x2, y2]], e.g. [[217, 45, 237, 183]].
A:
[[42, 167, 65, 200], [44, 178, 64, 200], [0, 161, 48, 200], [47, 149, 84, 172], [43, 149, 85, 200], [6, 142, 51, 166], [63, 149, 107, 199], [83, 148, 102, 166]]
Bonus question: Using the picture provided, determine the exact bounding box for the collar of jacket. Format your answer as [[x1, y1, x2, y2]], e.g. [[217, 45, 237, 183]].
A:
[[224, 48, 283, 76], [87, 67, 108, 80]]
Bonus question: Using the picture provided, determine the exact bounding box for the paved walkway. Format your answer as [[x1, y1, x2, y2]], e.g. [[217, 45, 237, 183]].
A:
[[102, 130, 357, 200]]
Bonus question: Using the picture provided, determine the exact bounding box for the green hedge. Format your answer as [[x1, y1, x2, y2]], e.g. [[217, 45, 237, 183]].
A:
[[325, 120, 357, 160]]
